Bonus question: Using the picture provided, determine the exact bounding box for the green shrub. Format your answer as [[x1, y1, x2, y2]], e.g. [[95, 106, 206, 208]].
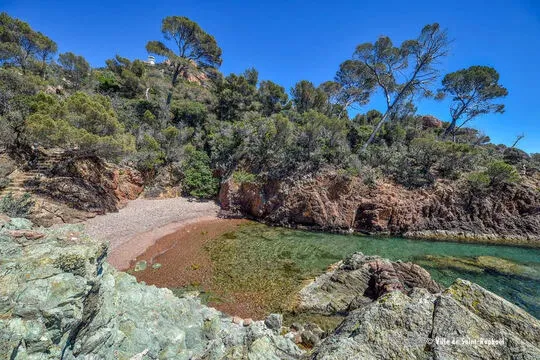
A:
[[485, 160, 519, 187], [182, 145, 219, 199], [467, 171, 490, 191], [232, 170, 257, 184], [503, 147, 529, 166], [134, 134, 165, 173], [0, 192, 35, 218], [26, 92, 136, 157], [0, 178, 10, 191], [171, 100, 208, 127], [96, 70, 121, 92], [436, 142, 480, 179]]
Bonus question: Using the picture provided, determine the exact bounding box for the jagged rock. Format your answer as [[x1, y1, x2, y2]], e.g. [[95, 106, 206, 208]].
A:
[[219, 172, 540, 246], [298, 252, 442, 315], [29, 196, 97, 227], [25, 155, 143, 226], [38, 155, 143, 213], [265, 313, 283, 331], [421, 114, 443, 129], [308, 270, 540, 359], [0, 218, 302, 359]]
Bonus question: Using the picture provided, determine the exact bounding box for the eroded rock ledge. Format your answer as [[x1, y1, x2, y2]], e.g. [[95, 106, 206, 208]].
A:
[[219, 171, 540, 246], [0, 217, 538, 359]]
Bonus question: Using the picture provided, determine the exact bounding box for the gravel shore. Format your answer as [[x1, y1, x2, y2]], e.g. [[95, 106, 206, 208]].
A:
[[84, 197, 220, 269]]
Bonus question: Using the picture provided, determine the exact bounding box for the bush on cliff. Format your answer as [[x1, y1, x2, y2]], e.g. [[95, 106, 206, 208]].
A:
[[181, 145, 219, 199], [485, 160, 519, 187], [0, 192, 34, 217], [25, 92, 135, 157]]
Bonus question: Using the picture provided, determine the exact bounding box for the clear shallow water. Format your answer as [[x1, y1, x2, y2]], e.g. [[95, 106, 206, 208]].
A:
[[211, 223, 540, 318]]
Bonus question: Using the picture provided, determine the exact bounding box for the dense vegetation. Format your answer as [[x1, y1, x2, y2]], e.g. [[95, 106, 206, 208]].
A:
[[1, 13, 538, 199]]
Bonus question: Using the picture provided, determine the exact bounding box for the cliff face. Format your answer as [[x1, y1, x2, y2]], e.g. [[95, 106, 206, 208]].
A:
[[38, 155, 144, 214], [219, 172, 540, 246], [0, 150, 144, 227]]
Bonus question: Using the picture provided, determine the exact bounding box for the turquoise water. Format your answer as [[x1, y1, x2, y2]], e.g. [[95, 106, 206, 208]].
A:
[[221, 223, 540, 318]]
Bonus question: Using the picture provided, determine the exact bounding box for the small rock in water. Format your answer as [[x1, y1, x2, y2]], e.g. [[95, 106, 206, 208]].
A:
[[152, 263, 162, 270], [264, 313, 283, 331], [232, 316, 242, 325], [134, 260, 147, 272], [243, 318, 253, 326]]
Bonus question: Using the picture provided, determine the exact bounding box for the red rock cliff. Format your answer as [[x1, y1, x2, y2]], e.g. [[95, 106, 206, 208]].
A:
[[219, 171, 540, 246]]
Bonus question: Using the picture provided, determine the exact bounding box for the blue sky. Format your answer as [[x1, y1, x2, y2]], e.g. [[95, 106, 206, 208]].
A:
[[3, 0, 540, 152]]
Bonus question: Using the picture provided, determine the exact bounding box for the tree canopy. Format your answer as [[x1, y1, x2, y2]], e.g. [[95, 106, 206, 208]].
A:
[[146, 16, 222, 97], [0, 12, 57, 74], [440, 65, 508, 140], [338, 23, 449, 150], [58, 52, 91, 88]]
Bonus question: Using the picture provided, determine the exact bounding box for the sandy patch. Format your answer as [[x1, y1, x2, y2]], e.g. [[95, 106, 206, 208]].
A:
[[84, 197, 220, 269]]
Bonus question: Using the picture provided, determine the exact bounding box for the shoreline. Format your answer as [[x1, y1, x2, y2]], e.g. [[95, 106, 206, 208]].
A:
[[83, 197, 221, 270], [83, 194, 538, 273], [223, 214, 540, 249], [108, 215, 223, 270]]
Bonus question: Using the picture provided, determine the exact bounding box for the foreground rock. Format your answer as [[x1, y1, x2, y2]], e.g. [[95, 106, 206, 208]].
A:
[[300, 252, 540, 359], [0, 218, 301, 359], [1, 218, 538, 359], [298, 253, 443, 315], [220, 171, 540, 246]]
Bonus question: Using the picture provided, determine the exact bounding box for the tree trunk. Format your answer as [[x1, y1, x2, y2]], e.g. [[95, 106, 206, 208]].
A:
[[361, 111, 390, 151], [442, 118, 457, 140], [167, 65, 182, 106]]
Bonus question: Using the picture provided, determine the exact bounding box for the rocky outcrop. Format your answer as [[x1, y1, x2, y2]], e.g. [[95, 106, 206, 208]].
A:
[[300, 252, 540, 359], [142, 165, 182, 199], [0, 218, 302, 359], [219, 172, 540, 246], [311, 282, 540, 359], [421, 114, 443, 129], [38, 155, 143, 213], [1, 150, 144, 226], [297, 253, 442, 315]]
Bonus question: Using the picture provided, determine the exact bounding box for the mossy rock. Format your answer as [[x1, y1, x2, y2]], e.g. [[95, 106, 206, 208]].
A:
[[54, 253, 86, 276]]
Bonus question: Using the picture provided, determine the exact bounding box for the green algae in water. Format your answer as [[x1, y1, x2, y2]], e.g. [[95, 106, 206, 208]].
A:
[[205, 223, 540, 319]]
